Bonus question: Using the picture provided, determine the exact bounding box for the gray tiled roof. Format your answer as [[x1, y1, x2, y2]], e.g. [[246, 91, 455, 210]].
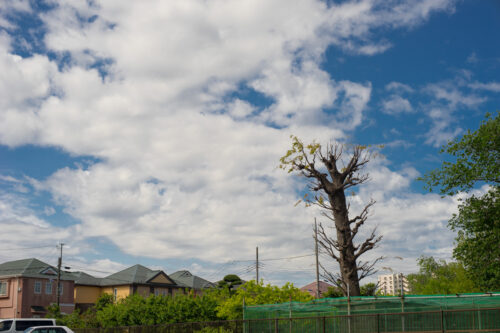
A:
[[68, 271, 102, 286], [170, 270, 215, 290], [100, 264, 163, 285], [0, 258, 74, 280], [72, 264, 178, 287]]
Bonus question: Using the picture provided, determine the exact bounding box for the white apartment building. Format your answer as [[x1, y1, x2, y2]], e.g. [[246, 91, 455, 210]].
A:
[[377, 273, 409, 295]]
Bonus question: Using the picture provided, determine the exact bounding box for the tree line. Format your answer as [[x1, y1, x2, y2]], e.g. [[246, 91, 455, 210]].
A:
[[48, 280, 313, 328]]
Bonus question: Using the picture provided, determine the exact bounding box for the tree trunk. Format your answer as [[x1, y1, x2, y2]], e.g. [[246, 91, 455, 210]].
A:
[[331, 189, 361, 296]]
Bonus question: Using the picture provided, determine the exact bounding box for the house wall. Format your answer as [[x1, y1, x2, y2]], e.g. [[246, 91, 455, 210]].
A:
[[0, 278, 19, 319], [135, 286, 150, 297], [74, 285, 101, 304], [101, 285, 131, 302], [20, 278, 74, 317]]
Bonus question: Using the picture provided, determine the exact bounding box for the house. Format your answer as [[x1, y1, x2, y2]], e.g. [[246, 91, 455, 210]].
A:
[[73, 264, 183, 311], [169, 270, 216, 295], [0, 258, 75, 318], [300, 281, 333, 298]]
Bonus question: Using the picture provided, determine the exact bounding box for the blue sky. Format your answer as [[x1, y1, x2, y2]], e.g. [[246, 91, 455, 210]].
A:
[[0, 0, 498, 286]]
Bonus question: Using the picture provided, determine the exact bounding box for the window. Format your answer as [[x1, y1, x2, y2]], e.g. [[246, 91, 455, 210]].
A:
[[15, 320, 53, 331], [0, 321, 13, 332], [0, 281, 7, 296], [32, 328, 67, 333], [45, 282, 52, 294], [58, 284, 63, 296], [34, 281, 41, 294], [113, 288, 117, 301]]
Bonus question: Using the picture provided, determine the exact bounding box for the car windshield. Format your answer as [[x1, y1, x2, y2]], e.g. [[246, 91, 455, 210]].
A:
[[0, 321, 13, 332]]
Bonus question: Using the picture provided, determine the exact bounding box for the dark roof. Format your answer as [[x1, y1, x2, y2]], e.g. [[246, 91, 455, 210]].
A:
[[69, 271, 103, 286], [0, 258, 74, 281], [101, 264, 161, 285], [72, 264, 178, 287], [170, 270, 215, 290]]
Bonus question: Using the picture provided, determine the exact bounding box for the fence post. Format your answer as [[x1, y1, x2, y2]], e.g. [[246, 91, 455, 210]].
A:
[[323, 316, 326, 333], [477, 309, 482, 331], [440, 310, 445, 333], [377, 313, 380, 333], [274, 318, 278, 333]]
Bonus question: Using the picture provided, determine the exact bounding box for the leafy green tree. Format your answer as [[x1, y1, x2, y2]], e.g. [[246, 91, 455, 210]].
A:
[[421, 112, 499, 195], [323, 286, 343, 298], [95, 293, 114, 310], [450, 186, 500, 291], [216, 280, 313, 320], [93, 293, 219, 328], [420, 112, 499, 291], [360, 283, 377, 296], [280, 137, 383, 296], [46, 304, 61, 320], [217, 274, 244, 292], [407, 256, 479, 295]]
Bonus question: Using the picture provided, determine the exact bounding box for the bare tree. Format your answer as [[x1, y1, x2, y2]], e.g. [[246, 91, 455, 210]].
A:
[[280, 136, 383, 296]]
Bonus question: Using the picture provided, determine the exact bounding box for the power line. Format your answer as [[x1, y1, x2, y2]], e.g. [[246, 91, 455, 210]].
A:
[[231, 253, 315, 263]]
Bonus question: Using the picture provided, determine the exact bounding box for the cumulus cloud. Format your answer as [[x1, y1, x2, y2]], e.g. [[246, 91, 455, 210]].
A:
[[0, 190, 75, 264], [422, 80, 487, 147], [385, 82, 414, 93], [0, 0, 464, 282], [469, 81, 500, 92], [382, 95, 413, 115]]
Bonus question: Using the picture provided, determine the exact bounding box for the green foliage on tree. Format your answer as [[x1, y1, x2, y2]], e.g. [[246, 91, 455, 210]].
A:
[[323, 286, 343, 298], [420, 112, 499, 292], [215, 280, 313, 320], [52, 281, 313, 328], [95, 293, 114, 310], [46, 304, 61, 320], [407, 256, 479, 295], [360, 283, 377, 296], [323, 283, 376, 297], [95, 293, 219, 327], [217, 274, 244, 292], [450, 186, 500, 291], [420, 112, 499, 196]]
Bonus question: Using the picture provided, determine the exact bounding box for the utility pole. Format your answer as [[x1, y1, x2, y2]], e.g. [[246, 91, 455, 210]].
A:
[[256, 246, 259, 283], [314, 218, 320, 299], [56, 243, 64, 307]]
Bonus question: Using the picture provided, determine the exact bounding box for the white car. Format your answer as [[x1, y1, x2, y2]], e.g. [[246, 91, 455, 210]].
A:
[[23, 327, 74, 333]]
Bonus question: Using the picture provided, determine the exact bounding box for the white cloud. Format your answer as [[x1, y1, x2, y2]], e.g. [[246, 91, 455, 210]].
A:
[[0, 190, 75, 264], [421, 80, 487, 147], [469, 81, 500, 92], [385, 82, 414, 93], [467, 52, 478, 64], [382, 140, 415, 149], [382, 95, 413, 115], [0, 0, 462, 282], [425, 83, 486, 109]]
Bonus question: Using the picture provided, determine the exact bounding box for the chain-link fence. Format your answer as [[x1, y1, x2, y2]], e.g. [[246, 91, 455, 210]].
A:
[[74, 307, 500, 333]]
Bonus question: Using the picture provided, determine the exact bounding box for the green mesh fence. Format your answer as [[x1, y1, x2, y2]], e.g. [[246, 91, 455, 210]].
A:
[[243, 293, 500, 319]]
